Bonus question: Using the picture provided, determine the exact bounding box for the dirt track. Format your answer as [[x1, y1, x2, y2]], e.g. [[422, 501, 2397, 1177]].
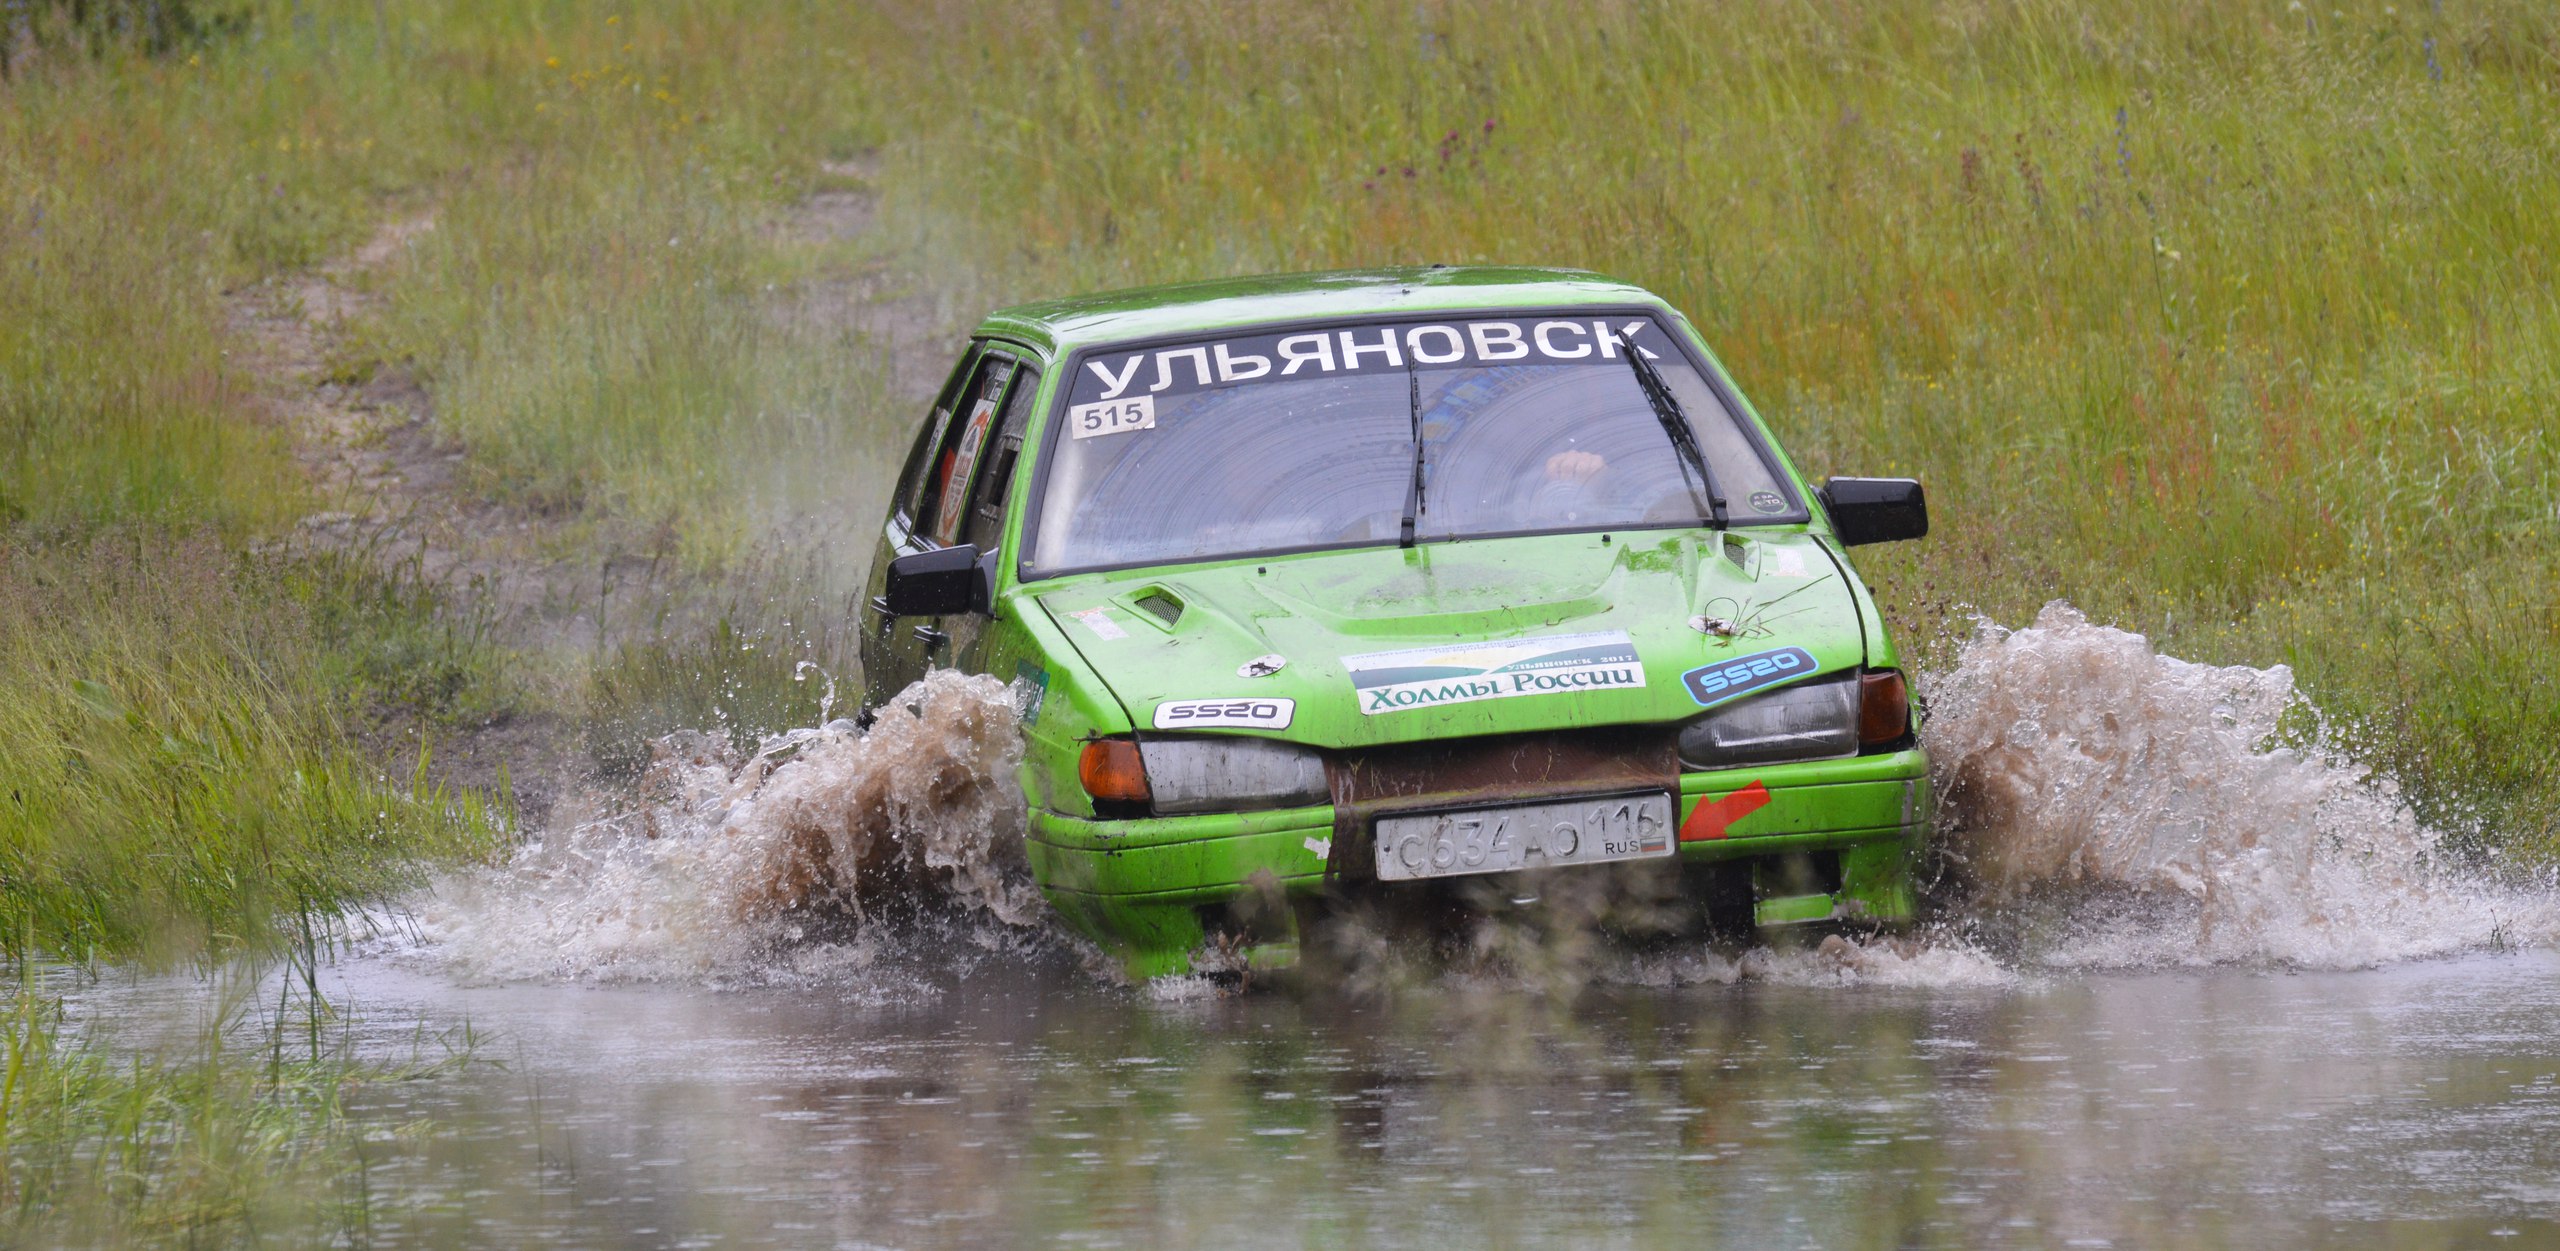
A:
[[223, 155, 957, 824]]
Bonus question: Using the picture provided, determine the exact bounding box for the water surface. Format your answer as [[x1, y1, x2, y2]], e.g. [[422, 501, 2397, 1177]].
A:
[[76, 945, 2560, 1249]]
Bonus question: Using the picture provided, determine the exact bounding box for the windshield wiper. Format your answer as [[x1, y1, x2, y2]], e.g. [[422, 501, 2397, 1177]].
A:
[[1624, 340, 1727, 528], [1399, 359, 1426, 548]]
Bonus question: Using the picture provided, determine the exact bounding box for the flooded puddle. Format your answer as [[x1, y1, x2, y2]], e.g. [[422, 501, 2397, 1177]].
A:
[[64, 946, 2560, 1248], [55, 604, 2560, 1246]]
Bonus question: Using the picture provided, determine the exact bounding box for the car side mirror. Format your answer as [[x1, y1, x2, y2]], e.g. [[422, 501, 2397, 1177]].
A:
[[1818, 477, 1928, 546], [884, 544, 991, 616]]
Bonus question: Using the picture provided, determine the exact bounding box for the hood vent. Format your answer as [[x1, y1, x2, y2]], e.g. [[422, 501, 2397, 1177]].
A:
[[1130, 589, 1185, 628]]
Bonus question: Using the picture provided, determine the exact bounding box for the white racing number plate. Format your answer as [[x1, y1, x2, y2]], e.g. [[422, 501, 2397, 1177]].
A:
[[1372, 793, 1676, 882]]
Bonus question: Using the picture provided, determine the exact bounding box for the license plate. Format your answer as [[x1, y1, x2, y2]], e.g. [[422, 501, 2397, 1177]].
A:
[[1372, 793, 1676, 882]]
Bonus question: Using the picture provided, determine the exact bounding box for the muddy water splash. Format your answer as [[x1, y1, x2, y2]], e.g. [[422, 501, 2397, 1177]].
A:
[[413, 606, 2544, 989], [412, 670, 1050, 985], [1926, 602, 2552, 969]]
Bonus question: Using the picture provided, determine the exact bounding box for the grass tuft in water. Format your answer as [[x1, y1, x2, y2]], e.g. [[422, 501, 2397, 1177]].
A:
[[1, 964, 480, 1249], [0, 533, 509, 967]]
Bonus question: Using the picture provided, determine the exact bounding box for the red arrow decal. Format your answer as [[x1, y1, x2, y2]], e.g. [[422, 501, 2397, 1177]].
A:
[[1680, 781, 1772, 842]]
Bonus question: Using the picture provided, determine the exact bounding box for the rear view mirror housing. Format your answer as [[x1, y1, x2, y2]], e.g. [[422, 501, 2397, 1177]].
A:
[[1818, 477, 1928, 546], [884, 544, 992, 616]]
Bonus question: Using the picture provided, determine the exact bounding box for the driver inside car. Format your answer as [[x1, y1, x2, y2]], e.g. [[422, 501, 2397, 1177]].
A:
[[1531, 447, 1613, 524]]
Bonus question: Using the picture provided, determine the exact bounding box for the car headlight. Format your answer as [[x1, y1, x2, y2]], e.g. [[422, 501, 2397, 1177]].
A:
[[1678, 673, 1860, 769], [1083, 736, 1328, 816]]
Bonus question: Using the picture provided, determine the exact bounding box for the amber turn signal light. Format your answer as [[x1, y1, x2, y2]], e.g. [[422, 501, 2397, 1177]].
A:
[[1078, 738, 1151, 805], [1858, 670, 1910, 745]]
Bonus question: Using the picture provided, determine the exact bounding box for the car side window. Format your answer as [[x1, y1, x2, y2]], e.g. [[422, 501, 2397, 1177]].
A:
[[891, 345, 983, 530], [961, 365, 1042, 554], [916, 352, 1021, 548]]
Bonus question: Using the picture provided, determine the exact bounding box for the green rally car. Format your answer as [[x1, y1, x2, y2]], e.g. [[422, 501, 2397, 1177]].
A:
[[859, 267, 1930, 977]]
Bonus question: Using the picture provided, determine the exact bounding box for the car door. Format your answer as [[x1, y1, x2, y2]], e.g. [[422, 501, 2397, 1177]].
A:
[[861, 343, 980, 711], [859, 345, 1025, 707], [948, 358, 1043, 669]]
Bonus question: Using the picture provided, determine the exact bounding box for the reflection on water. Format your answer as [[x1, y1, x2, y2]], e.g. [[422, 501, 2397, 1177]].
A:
[[69, 949, 2560, 1249]]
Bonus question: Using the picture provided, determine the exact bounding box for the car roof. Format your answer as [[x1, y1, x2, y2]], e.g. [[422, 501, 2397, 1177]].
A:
[[974, 266, 1674, 356]]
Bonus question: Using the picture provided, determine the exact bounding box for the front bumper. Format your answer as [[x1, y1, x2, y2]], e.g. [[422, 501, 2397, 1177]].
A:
[[1028, 749, 1931, 977]]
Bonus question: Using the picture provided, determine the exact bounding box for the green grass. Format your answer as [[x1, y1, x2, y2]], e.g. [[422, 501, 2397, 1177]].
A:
[[0, 534, 508, 966], [3, 0, 903, 546], [865, 0, 2560, 849], [0, 1, 422, 535], [348, 3, 903, 564], [0, 0, 900, 966], [581, 548, 868, 778]]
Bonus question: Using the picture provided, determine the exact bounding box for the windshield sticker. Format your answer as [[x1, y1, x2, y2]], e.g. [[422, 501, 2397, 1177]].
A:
[[1152, 697, 1295, 731], [1681, 646, 1819, 708], [1068, 395, 1156, 440], [1069, 607, 1129, 641], [1748, 490, 1787, 514], [1073, 319, 1664, 406], [1344, 630, 1646, 715]]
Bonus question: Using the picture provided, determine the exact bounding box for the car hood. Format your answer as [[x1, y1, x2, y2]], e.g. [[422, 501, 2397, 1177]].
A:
[[1026, 530, 1870, 749]]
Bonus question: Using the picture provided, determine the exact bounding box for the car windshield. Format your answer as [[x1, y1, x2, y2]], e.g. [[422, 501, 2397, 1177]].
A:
[[1023, 314, 1800, 575]]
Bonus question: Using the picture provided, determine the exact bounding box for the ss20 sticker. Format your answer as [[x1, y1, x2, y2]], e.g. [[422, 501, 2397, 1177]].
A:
[[1152, 697, 1295, 730], [1681, 646, 1820, 708]]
